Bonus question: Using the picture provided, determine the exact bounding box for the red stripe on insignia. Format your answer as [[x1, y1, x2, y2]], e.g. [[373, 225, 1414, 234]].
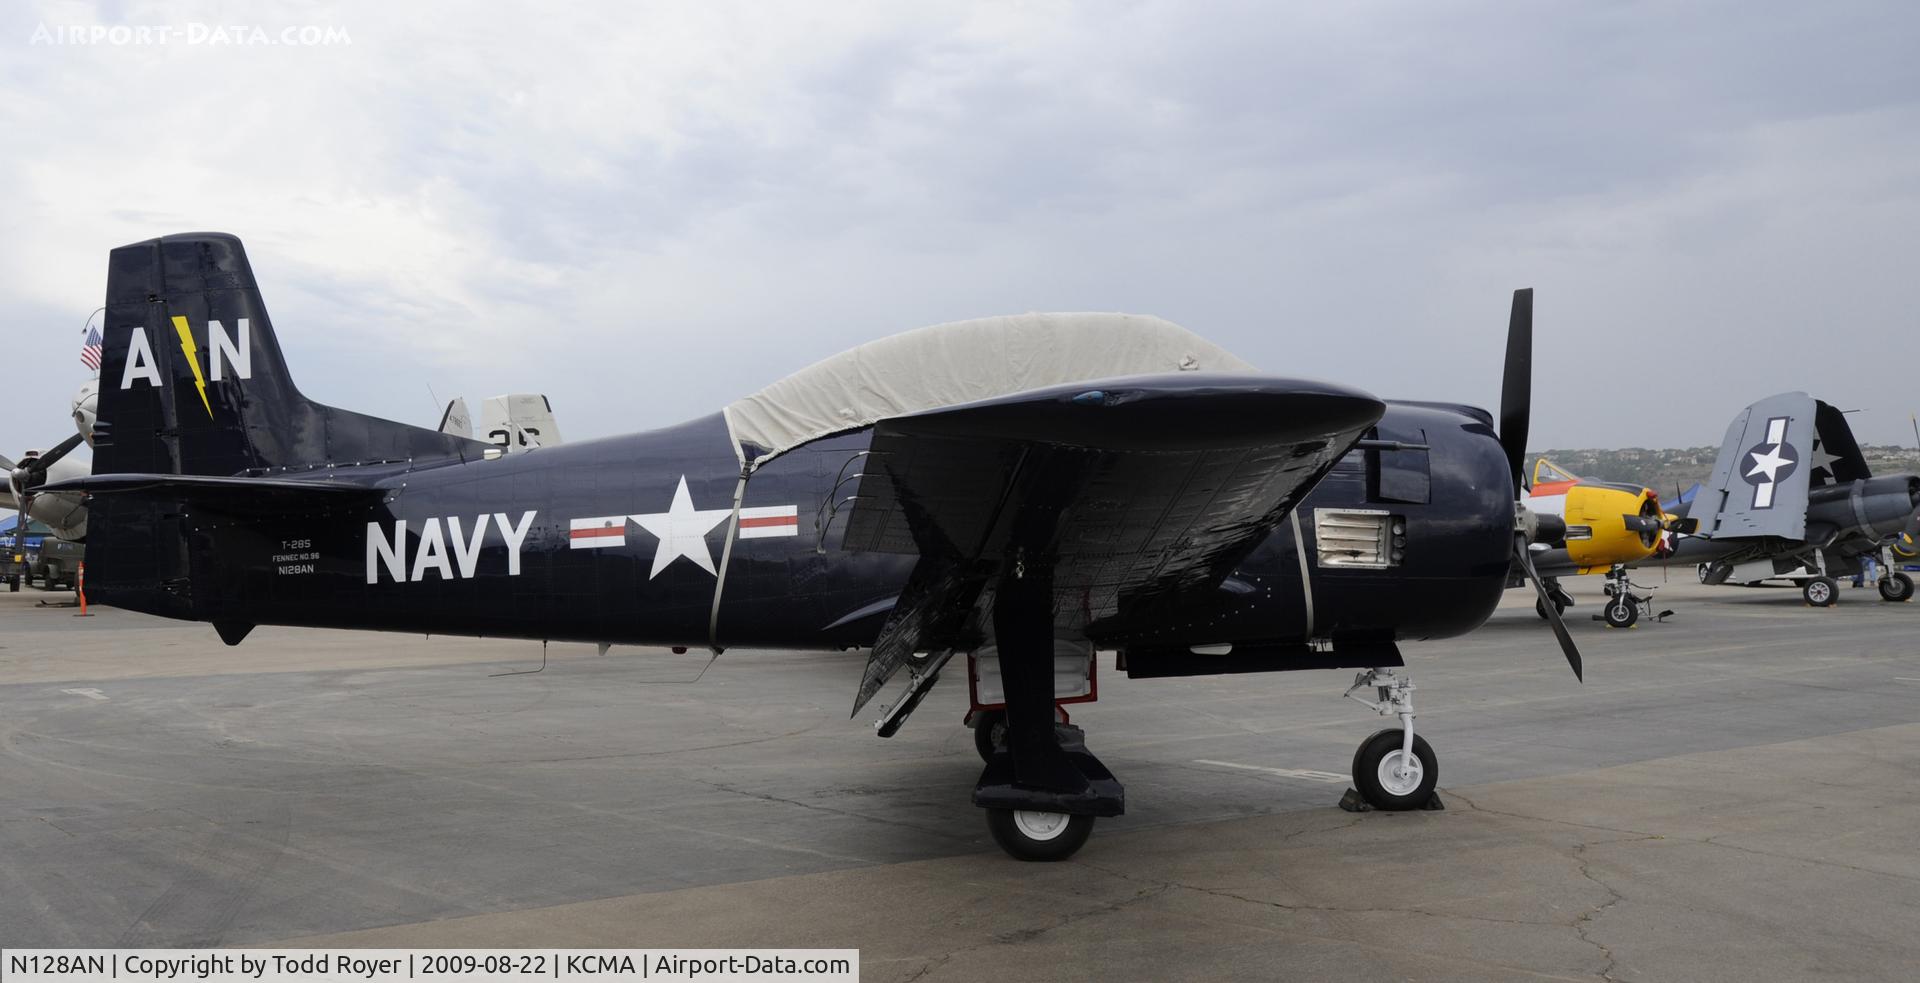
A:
[[570, 526, 623, 539], [738, 515, 797, 529]]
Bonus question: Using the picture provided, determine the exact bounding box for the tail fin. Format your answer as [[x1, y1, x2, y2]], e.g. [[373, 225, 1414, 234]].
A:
[[93, 232, 485, 477], [480, 393, 564, 451], [437, 397, 473, 439]]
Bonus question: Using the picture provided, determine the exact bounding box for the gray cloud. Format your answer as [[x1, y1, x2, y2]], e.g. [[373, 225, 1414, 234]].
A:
[[3, 0, 1918, 468]]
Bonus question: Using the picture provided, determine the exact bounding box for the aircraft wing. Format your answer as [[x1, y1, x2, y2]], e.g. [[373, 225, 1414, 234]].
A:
[[1694, 392, 1817, 541], [837, 373, 1385, 712]]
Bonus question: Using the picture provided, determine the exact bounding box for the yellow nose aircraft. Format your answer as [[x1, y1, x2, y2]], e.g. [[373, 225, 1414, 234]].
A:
[[1518, 459, 1692, 629]]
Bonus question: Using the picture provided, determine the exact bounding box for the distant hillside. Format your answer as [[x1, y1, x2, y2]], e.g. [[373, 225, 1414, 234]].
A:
[[1524, 445, 1920, 497]]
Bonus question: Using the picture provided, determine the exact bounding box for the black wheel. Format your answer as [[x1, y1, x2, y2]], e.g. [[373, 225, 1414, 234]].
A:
[[1697, 563, 1711, 584], [1879, 572, 1914, 603], [1803, 576, 1838, 607], [985, 808, 1094, 861], [1535, 598, 1550, 620], [1351, 728, 1438, 811], [972, 709, 1008, 762], [1603, 596, 1639, 628]]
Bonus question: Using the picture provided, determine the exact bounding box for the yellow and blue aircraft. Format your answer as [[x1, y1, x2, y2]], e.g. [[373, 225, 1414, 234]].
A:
[[1515, 458, 1691, 628]]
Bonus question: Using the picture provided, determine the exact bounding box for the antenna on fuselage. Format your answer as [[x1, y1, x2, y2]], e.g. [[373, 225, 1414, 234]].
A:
[[490, 640, 550, 677]]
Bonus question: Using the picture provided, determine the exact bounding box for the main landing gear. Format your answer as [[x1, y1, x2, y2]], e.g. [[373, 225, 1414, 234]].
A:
[[1534, 576, 1574, 621], [1802, 575, 1839, 607], [1343, 669, 1439, 810], [972, 561, 1122, 862], [1595, 565, 1671, 628], [1870, 548, 1913, 603]]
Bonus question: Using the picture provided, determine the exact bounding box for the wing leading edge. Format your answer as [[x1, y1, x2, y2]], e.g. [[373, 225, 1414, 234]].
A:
[[839, 373, 1386, 712]]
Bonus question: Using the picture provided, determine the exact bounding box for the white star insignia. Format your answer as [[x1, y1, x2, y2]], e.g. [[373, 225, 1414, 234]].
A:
[[631, 475, 732, 579], [1809, 439, 1842, 478], [1746, 444, 1794, 483]]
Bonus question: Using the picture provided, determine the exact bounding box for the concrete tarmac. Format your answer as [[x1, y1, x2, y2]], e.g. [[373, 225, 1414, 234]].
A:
[[2, 575, 1917, 980]]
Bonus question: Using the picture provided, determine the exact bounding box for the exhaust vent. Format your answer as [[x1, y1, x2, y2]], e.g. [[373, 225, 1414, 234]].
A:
[[1313, 508, 1404, 569]]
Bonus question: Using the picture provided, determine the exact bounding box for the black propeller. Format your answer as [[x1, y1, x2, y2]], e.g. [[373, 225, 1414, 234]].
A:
[[1499, 288, 1583, 682], [7, 432, 86, 500], [1498, 288, 1534, 494], [1512, 533, 1582, 681]]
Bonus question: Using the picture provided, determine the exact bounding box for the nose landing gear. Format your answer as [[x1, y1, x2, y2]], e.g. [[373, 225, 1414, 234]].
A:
[[1343, 669, 1440, 810], [1595, 564, 1672, 628]]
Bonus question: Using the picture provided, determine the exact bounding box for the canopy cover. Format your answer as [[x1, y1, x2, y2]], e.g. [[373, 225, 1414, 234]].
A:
[[723, 312, 1256, 465]]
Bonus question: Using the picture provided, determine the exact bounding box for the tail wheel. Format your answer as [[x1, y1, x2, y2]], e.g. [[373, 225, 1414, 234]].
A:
[[1351, 729, 1438, 811], [972, 709, 1009, 762], [1879, 572, 1914, 603], [985, 809, 1094, 861], [1603, 597, 1638, 628], [1803, 576, 1838, 607]]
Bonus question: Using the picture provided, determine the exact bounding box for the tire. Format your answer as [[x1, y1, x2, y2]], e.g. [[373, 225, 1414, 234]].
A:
[[1535, 598, 1550, 620], [972, 709, 1008, 763], [985, 808, 1094, 861], [1880, 572, 1914, 603], [1697, 563, 1710, 584], [1351, 728, 1438, 811], [1603, 597, 1639, 628], [1803, 576, 1838, 607]]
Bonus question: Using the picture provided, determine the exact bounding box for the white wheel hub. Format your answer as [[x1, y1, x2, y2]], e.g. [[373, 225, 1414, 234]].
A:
[[1808, 582, 1832, 603], [1011, 810, 1071, 841], [1376, 749, 1423, 797]]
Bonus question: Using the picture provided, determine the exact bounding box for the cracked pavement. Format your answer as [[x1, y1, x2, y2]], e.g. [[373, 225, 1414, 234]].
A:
[[3, 581, 1918, 980]]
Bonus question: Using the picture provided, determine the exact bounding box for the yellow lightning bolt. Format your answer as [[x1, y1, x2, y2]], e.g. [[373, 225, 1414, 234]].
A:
[[170, 316, 214, 419]]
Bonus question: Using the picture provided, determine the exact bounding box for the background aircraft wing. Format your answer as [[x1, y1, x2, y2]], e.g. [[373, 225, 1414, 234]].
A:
[[837, 373, 1385, 712], [1693, 392, 1816, 541], [1808, 400, 1871, 486]]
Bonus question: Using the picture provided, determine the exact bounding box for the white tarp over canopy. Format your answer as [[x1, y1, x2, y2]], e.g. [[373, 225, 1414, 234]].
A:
[[723, 312, 1257, 466]]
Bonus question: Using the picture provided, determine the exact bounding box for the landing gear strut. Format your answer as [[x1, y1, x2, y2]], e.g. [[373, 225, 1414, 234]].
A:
[[1596, 565, 1671, 628], [1343, 669, 1438, 810], [1534, 576, 1573, 620], [973, 558, 1122, 861], [1871, 549, 1913, 603]]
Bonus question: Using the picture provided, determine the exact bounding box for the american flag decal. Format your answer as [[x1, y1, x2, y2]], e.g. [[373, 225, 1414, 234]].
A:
[[80, 326, 103, 371], [737, 505, 800, 539], [569, 516, 626, 549]]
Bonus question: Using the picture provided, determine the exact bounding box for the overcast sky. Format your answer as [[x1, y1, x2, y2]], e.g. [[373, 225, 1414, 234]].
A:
[[3, 0, 1917, 467]]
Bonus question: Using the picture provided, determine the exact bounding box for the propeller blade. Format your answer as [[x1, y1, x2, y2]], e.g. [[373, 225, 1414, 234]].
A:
[[29, 432, 85, 473], [1621, 515, 1660, 533], [1512, 534, 1583, 681], [1894, 508, 1920, 560], [1497, 288, 1534, 493]]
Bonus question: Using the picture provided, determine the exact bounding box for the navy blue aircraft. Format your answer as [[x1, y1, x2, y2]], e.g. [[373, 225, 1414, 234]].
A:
[[51, 233, 1582, 861]]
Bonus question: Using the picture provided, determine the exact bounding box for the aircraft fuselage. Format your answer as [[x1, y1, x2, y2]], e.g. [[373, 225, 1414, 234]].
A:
[[99, 401, 1515, 655]]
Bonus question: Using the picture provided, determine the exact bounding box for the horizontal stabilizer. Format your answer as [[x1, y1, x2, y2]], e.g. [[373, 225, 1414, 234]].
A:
[[42, 472, 381, 514]]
